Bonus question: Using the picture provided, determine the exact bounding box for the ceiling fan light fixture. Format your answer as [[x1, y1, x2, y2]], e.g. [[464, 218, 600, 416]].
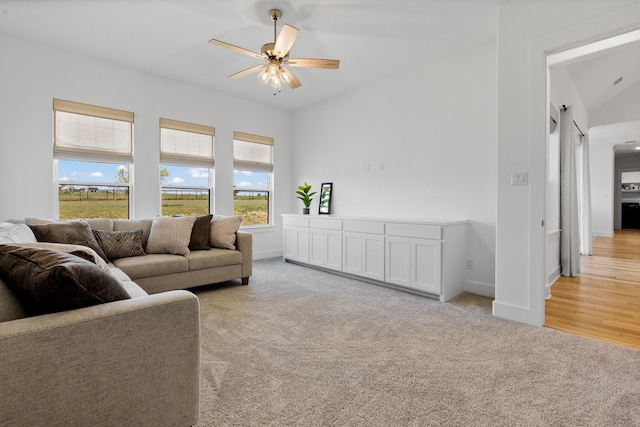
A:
[[258, 69, 270, 84], [209, 8, 339, 94]]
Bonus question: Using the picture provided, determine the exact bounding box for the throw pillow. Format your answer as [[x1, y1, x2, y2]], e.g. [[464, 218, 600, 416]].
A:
[[145, 216, 197, 256], [0, 223, 38, 244], [14, 242, 110, 272], [28, 220, 109, 262], [0, 245, 130, 315], [92, 229, 146, 261], [209, 215, 243, 250], [189, 214, 213, 251]]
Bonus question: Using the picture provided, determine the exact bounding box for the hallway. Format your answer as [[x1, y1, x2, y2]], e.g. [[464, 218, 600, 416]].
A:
[[546, 230, 640, 349]]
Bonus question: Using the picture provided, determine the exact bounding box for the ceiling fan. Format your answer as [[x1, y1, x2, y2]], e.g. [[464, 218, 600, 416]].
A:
[[209, 9, 340, 95]]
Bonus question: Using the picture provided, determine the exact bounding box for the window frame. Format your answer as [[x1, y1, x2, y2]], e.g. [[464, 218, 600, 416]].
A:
[[53, 99, 134, 219], [233, 131, 274, 228], [159, 118, 215, 216]]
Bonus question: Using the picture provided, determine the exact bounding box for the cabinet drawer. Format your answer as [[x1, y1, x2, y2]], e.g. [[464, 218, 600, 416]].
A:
[[343, 220, 384, 234], [310, 218, 342, 231], [283, 216, 309, 228], [385, 223, 441, 240]]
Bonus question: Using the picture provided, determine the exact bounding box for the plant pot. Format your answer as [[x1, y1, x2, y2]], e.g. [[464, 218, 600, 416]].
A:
[[302, 207, 310, 215]]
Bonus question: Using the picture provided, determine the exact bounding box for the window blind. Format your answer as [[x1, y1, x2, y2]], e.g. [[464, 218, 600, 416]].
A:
[[53, 99, 134, 164], [160, 118, 214, 169], [233, 131, 274, 173]]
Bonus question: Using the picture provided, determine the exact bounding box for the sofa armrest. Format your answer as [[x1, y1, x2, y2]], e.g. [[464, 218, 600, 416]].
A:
[[236, 231, 253, 283], [0, 291, 200, 427]]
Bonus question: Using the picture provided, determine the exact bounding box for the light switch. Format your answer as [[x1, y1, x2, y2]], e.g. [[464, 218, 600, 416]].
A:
[[511, 171, 528, 186]]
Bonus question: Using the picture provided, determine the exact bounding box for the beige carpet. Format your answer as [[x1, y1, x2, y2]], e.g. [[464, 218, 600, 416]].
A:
[[194, 258, 640, 426]]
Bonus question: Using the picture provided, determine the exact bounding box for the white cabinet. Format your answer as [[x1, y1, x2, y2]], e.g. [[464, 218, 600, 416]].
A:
[[282, 216, 310, 263], [343, 232, 385, 281], [310, 229, 342, 271], [342, 220, 385, 281], [386, 236, 441, 294], [283, 214, 467, 301]]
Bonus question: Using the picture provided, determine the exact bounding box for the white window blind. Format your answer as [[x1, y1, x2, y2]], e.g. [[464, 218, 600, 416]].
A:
[[160, 118, 214, 169], [53, 99, 134, 164], [233, 131, 274, 173]]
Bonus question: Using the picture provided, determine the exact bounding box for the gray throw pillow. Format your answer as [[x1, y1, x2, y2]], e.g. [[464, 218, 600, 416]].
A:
[[0, 245, 130, 315], [28, 220, 109, 262], [92, 229, 146, 261], [189, 214, 213, 251]]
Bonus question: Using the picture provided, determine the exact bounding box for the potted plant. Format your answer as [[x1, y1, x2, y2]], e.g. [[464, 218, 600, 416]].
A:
[[296, 182, 316, 214]]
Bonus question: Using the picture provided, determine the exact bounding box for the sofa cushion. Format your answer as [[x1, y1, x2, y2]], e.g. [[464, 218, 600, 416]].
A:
[[28, 221, 109, 262], [0, 223, 37, 244], [146, 216, 196, 256], [14, 242, 110, 272], [0, 279, 29, 322], [189, 214, 213, 251], [92, 229, 146, 261], [209, 215, 242, 250], [185, 248, 242, 271], [84, 218, 114, 231], [0, 245, 130, 315], [113, 219, 153, 247], [113, 254, 188, 280]]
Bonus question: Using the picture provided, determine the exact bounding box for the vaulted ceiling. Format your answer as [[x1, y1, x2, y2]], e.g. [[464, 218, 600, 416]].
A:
[[0, 0, 503, 111]]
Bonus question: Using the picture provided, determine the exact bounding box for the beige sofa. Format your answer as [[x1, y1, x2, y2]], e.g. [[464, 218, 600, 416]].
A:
[[82, 217, 253, 294], [0, 217, 252, 426]]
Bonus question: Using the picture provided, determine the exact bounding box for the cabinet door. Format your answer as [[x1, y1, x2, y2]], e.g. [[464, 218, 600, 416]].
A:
[[385, 236, 411, 287], [343, 232, 384, 280], [283, 227, 309, 263], [309, 229, 342, 271], [362, 234, 385, 281], [342, 232, 362, 275], [412, 239, 441, 294]]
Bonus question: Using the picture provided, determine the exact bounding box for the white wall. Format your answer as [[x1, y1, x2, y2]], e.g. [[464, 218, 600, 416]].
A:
[[496, 0, 640, 325], [292, 40, 498, 297], [0, 34, 293, 259], [590, 144, 616, 236]]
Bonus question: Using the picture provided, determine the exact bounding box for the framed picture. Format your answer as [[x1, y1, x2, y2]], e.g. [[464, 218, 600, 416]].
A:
[[318, 183, 333, 214]]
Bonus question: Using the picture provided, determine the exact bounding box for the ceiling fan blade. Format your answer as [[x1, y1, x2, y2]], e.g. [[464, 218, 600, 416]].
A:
[[286, 58, 340, 69], [274, 24, 299, 58], [286, 69, 302, 89], [229, 65, 266, 79], [209, 39, 263, 60]]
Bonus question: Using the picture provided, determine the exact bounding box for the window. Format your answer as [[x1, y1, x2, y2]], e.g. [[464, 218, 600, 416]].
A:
[[54, 99, 133, 219], [160, 118, 214, 216], [233, 131, 273, 226]]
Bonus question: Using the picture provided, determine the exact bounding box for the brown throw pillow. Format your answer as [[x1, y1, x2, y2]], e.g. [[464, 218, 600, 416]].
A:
[[189, 214, 213, 251], [0, 245, 130, 315], [92, 229, 146, 261], [28, 220, 109, 262], [209, 215, 243, 250]]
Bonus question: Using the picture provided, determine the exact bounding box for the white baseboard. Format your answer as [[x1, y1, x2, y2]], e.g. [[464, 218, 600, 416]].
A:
[[592, 231, 614, 238], [253, 249, 282, 260], [547, 266, 560, 287], [465, 281, 495, 298], [492, 300, 542, 326]]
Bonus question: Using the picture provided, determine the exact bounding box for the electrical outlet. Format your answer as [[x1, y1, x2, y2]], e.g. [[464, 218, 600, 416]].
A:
[[466, 258, 474, 269]]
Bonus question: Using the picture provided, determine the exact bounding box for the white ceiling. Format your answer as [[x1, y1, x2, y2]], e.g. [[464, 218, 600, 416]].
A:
[[550, 31, 640, 156], [0, 0, 503, 111], [564, 38, 640, 114]]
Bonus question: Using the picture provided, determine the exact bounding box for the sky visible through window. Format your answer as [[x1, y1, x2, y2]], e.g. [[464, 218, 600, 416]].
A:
[[58, 160, 267, 189]]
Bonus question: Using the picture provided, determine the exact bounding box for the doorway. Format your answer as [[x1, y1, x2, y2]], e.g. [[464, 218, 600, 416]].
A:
[[545, 30, 640, 344]]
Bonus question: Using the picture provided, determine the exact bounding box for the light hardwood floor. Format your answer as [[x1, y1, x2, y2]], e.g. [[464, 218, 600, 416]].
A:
[[545, 229, 640, 350]]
